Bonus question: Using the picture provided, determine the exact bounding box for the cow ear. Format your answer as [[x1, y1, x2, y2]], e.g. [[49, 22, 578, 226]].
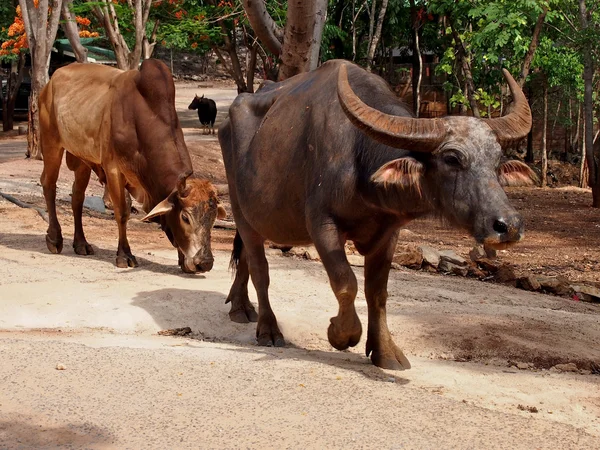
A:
[[217, 205, 227, 220], [142, 198, 173, 222], [371, 157, 424, 193], [498, 160, 538, 187]]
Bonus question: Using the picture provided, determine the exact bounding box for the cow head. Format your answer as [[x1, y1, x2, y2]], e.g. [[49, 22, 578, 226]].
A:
[[141, 171, 227, 273], [188, 94, 204, 110], [338, 65, 536, 249]]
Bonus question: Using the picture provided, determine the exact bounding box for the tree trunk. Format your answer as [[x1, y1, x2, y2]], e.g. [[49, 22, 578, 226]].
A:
[[246, 43, 258, 93], [410, 1, 422, 116], [541, 81, 548, 187], [61, 0, 87, 62], [517, 7, 547, 88], [525, 84, 534, 162], [242, 0, 283, 56], [366, 0, 389, 72], [451, 26, 480, 117], [1, 54, 26, 132], [579, 0, 598, 206], [309, 0, 328, 70], [278, 1, 318, 80]]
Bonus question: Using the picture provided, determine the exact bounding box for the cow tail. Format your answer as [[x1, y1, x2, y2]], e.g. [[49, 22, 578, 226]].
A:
[[229, 230, 243, 274]]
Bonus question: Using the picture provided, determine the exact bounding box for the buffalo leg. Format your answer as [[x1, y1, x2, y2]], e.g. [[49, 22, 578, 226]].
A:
[[66, 154, 94, 255], [105, 169, 138, 268], [311, 220, 362, 351], [364, 232, 411, 370], [40, 138, 65, 255], [226, 235, 258, 323]]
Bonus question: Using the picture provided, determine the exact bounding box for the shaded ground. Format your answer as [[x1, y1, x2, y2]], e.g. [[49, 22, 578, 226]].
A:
[[1, 81, 599, 448]]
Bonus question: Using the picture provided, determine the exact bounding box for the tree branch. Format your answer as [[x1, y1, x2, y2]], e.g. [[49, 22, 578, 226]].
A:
[[241, 0, 283, 56]]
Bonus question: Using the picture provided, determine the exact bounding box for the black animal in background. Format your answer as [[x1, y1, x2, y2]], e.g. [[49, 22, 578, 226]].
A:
[[188, 94, 217, 135]]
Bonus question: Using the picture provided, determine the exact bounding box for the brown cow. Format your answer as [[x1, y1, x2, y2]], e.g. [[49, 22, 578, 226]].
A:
[[39, 59, 225, 273]]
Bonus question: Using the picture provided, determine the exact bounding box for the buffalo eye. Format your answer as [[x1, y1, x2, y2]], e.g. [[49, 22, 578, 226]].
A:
[[181, 213, 190, 225], [208, 198, 216, 208], [443, 153, 462, 168]]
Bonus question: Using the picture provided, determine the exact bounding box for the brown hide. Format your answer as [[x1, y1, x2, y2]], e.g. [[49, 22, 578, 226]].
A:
[[38, 59, 224, 273]]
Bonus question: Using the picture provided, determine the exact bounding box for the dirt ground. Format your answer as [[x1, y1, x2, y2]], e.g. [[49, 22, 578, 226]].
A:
[[1, 81, 600, 448]]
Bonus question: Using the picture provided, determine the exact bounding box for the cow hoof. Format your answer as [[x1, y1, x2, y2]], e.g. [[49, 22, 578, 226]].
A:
[[229, 307, 258, 324], [73, 242, 94, 255], [367, 340, 411, 370], [46, 235, 63, 254], [257, 333, 285, 347], [327, 315, 362, 351], [116, 255, 138, 268]]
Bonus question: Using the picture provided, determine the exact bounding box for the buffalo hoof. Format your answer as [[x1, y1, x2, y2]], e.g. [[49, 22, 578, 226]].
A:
[[366, 339, 411, 370], [46, 234, 63, 254], [116, 254, 138, 268], [228, 299, 258, 324], [73, 241, 94, 255], [327, 314, 362, 351], [256, 320, 285, 347]]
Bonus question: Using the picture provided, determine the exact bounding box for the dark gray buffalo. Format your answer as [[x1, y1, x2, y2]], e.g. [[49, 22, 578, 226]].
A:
[[219, 59, 535, 370], [188, 94, 217, 135]]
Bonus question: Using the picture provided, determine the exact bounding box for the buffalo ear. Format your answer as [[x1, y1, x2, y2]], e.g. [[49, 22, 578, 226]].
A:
[[371, 157, 424, 194], [499, 160, 538, 187], [217, 205, 227, 220], [142, 198, 173, 222]]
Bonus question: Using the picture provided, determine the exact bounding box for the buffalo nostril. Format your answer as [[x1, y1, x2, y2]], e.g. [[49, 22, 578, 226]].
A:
[[493, 219, 509, 234]]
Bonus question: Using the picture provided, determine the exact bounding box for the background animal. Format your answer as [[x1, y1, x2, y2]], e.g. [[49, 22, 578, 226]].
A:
[[39, 59, 226, 273], [219, 59, 535, 370], [188, 94, 217, 135]]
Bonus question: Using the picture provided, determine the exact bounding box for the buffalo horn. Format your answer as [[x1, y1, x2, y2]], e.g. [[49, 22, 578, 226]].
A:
[[337, 64, 446, 152], [484, 69, 532, 145], [177, 170, 193, 198]]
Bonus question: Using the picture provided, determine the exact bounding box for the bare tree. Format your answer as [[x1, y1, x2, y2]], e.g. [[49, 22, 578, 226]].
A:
[[0, 53, 26, 132], [87, 0, 152, 70], [517, 7, 548, 88], [19, 0, 64, 160], [365, 0, 389, 72], [61, 0, 87, 63], [242, 0, 326, 80]]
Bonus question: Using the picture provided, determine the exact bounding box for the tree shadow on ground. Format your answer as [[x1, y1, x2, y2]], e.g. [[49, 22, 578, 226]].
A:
[[0, 418, 115, 449], [0, 232, 198, 278], [131, 287, 410, 385]]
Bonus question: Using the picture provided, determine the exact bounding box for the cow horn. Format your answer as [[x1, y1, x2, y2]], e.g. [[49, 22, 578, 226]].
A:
[[177, 170, 193, 198], [337, 64, 446, 152], [484, 69, 532, 145]]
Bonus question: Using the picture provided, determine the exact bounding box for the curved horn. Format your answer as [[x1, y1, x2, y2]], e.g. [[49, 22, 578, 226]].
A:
[[484, 69, 532, 144], [177, 170, 193, 198], [337, 64, 446, 152]]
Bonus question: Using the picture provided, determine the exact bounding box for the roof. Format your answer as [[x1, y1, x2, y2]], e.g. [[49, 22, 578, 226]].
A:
[[53, 38, 117, 65]]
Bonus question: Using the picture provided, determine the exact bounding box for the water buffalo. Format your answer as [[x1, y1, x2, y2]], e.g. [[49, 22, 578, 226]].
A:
[[219, 59, 535, 369], [188, 94, 217, 135], [39, 59, 226, 273]]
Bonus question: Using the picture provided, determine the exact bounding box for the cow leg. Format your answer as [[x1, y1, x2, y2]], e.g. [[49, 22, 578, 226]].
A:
[[364, 232, 411, 370], [40, 140, 64, 254], [226, 239, 258, 323], [311, 221, 362, 351], [66, 154, 94, 255], [105, 170, 138, 268]]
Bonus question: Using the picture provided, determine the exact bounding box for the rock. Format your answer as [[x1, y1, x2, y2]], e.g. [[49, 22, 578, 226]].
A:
[[517, 275, 541, 291], [55, 364, 67, 370], [553, 363, 578, 373], [438, 259, 468, 276], [469, 246, 487, 262], [390, 262, 402, 271], [494, 265, 517, 283], [398, 228, 416, 238], [467, 266, 486, 279], [393, 244, 423, 269], [483, 243, 497, 259], [516, 362, 529, 370], [419, 245, 440, 268], [438, 249, 467, 267], [304, 247, 320, 261], [570, 284, 600, 303], [537, 276, 573, 296], [347, 255, 365, 267], [158, 327, 192, 336], [476, 258, 501, 273]]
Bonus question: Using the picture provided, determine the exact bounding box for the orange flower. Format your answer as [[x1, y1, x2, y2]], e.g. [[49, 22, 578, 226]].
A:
[[0, 49, 9, 56], [76, 16, 91, 27], [191, 42, 198, 49]]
